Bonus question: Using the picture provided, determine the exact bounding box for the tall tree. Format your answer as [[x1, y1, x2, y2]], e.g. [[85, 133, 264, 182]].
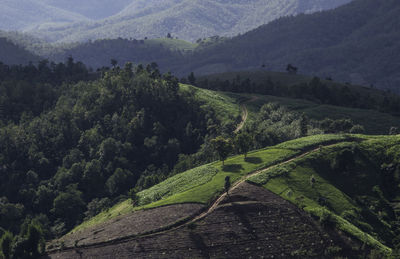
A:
[[235, 131, 252, 159], [211, 136, 233, 165]]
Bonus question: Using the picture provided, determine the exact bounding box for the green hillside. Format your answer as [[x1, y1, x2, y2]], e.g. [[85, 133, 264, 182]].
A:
[[68, 134, 400, 256], [249, 135, 400, 255], [1, 60, 400, 258], [183, 83, 400, 135], [174, 0, 400, 92]]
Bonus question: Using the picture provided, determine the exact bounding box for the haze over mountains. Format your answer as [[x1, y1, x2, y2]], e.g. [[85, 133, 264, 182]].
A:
[[39, 0, 133, 20], [174, 0, 400, 90], [0, 0, 89, 31], [2, 0, 400, 91], [1, 0, 352, 42]]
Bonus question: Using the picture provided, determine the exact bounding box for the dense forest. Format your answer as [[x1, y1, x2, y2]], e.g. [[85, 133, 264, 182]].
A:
[[197, 73, 400, 115], [0, 60, 224, 257], [177, 0, 400, 91]]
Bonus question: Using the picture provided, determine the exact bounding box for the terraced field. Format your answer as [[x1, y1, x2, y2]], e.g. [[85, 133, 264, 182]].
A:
[[44, 134, 400, 258], [45, 183, 356, 258]]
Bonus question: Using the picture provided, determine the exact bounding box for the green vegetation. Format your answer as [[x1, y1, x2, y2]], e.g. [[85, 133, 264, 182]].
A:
[[0, 61, 218, 241], [0, 221, 45, 259], [145, 38, 197, 52], [179, 84, 241, 126], [193, 74, 400, 135], [70, 134, 400, 257], [138, 165, 218, 206], [249, 136, 400, 255], [70, 134, 354, 234]]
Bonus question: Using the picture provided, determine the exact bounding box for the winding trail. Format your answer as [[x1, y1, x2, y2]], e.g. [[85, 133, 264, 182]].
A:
[[47, 142, 340, 255], [190, 145, 323, 223], [234, 96, 259, 133]]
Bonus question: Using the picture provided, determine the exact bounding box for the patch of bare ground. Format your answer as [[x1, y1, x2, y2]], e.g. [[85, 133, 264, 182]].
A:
[[47, 203, 203, 249], [44, 183, 356, 258]]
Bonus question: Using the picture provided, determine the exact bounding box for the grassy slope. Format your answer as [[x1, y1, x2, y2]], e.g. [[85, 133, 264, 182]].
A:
[[71, 134, 352, 233], [180, 84, 242, 124], [182, 83, 400, 134], [145, 38, 197, 52], [67, 84, 400, 255], [248, 135, 400, 255], [70, 134, 400, 256], [244, 93, 400, 134]]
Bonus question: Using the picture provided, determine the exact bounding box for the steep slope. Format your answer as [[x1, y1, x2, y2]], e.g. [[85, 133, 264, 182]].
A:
[[46, 183, 356, 258], [29, 0, 352, 42], [45, 135, 399, 257], [0, 0, 89, 31], [175, 0, 400, 91], [0, 37, 40, 65]]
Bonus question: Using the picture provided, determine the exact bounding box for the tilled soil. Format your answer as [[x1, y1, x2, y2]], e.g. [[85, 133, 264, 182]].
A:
[[45, 182, 348, 258], [48, 203, 204, 249]]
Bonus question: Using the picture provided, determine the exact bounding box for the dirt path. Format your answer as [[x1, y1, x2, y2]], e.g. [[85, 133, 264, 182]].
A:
[[190, 145, 322, 223], [234, 96, 259, 133], [47, 143, 335, 255]]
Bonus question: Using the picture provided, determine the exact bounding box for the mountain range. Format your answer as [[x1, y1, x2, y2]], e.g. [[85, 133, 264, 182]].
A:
[[176, 0, 400, 90], [2, 0, 399, 92], [0, 0, 89, 31], [1, 0, 352, 42]]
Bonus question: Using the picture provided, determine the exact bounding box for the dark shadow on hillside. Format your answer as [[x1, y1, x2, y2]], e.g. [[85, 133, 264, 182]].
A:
[[231, 203, 258, 240], [223, 164, 243, 173], [189, 232, 210, 259], [244, 157, 262, 164]]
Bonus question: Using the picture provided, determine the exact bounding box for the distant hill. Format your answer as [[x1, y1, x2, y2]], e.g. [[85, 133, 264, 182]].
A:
[[39, 0, 132, 20], [28, 0, 352, 42], [0, 0, 89, 31], [45, 38, 193, 68], [29, 0, 400, 92], [174, 0, 400, 91], [0, 37, 39, 65]]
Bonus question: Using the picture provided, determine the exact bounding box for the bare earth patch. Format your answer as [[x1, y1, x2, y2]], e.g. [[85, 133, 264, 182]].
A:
[[45, 182, 355, 258], [48, 203, 203, 249]]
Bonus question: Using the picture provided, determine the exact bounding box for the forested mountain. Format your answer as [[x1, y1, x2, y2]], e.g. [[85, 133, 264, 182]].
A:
[[28, 0, 351, 42], [0, 0, 89, 31], [0, 37, 40, 65], [174, 0, 400, 91], [46, 38, 191, 69], [22, 0, 400, 92]]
